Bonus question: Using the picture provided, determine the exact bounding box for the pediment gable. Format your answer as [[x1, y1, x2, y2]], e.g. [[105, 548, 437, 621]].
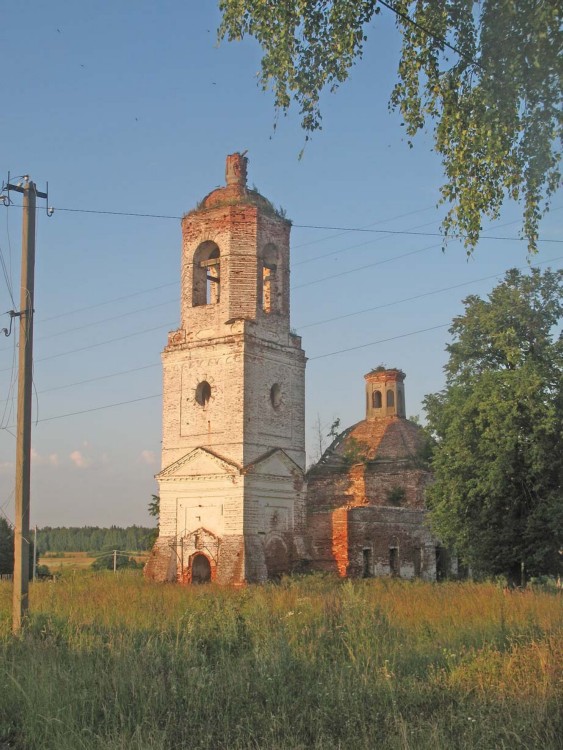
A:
[[157, 447, 241, 479], [244, 448, 304, 478], [183, 526, 221, 542]]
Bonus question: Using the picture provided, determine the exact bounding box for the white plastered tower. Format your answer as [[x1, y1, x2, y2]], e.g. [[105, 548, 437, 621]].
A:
[[144, 154, 307, 584]]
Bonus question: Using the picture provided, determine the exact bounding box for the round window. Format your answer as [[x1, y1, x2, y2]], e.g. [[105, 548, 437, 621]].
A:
[[270, 383, 282, 409], [195, 381, 211, 406]]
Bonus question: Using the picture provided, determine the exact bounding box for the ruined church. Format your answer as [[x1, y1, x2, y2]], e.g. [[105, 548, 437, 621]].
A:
[[144, 154, 443, 585]]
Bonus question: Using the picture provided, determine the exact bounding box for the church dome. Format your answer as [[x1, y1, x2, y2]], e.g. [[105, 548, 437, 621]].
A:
[[314, 415, 427, 471], [310, 368, 428, 473], [190, 152, 289, 219], [306, 369, 431, 512]]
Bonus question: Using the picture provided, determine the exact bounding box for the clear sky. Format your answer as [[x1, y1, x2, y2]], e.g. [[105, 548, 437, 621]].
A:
[[1, 2, 561, 528]]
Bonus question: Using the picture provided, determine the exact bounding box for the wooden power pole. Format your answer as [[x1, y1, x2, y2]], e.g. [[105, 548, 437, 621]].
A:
[[7, 177, 47, 635]]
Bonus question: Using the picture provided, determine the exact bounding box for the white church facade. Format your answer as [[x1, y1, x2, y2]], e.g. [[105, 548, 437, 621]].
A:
[[144, 153, 307, 584]]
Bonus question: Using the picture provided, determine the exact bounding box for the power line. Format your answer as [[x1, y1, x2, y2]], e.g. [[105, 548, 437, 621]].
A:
[[296, 255, 563, 330], [293, 213, 531, 271], [378, 0, 483, 71], [0, 361, 161, 407], [309, 323, 450, 361], [294, 217, 441, 267], [0, 241, 15, 308], [33, 321, 175, 366], [292, 204, 436, 250], [295, 224, 563, 291], [1, 247, 561, 386], [0, 201, 558, 355], [11, 209, 557, 346], [44, 206, 181, 221], [1, 197, 561, 384], [0, 329, 17, 428], [0, 204, 16, 307], [0, 225, 438, 350], [2, 321, 448, 424], [6, 393, 162, 426], [4, 259, 562, 421], [0, 501, 14, 528], [1, 218, 442, 346], [36, 362, 160, 395], [0, 321, 175, 373], [0, 297, 177, 354], [0, 267, 487, 403], [22, 299, 175, 346], [0, 254, 559, 405], [7, 201, 562, 244], [294, 239, 440, 289], [292, 223, 563, 244], [295, 207, 563, 266], [38, 280, 178, 324]]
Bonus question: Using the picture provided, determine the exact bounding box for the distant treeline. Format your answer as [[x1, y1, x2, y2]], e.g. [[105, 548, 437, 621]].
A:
[[37, 526, 155, 553]]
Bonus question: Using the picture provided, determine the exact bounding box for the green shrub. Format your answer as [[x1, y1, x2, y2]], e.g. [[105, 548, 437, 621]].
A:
[[90, 552, 141, 571]]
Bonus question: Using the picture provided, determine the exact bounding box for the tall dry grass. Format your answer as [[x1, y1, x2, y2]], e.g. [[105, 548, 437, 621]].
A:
[[0, 573, 561, 749]]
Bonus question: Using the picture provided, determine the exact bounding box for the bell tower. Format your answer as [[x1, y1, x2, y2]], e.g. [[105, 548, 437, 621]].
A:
[[145, 154, 307, 585]]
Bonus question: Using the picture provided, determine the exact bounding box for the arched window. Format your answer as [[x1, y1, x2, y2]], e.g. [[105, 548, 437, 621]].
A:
[[387, 389, 395, 407], [372, 390, 382, 409], [389, 547, 400, 577], [270, 383, 282, 409], [193, 242, 220, 306], [260, 244, 279, 313], [195, 381, 211, 407], [398, 389, 405, 416]]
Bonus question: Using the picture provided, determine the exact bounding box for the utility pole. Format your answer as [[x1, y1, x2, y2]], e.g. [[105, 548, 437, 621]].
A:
[[3, 177, 47, 635]]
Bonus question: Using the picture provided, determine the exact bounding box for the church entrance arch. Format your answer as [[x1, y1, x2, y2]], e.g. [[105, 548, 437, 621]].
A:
[[265, 537, 289, 580], [191, 553, 211, 584]]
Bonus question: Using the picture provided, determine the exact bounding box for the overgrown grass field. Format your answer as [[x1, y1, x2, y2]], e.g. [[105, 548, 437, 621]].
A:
[[0, 574, 561, 749]]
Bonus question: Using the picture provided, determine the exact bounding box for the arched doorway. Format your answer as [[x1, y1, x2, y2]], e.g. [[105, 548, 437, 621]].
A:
[[265, 538, 289, 581], [191, 553, 211, 584]]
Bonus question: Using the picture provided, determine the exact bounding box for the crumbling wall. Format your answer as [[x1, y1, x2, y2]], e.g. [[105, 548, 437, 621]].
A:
[[347, 506, 436, 580]]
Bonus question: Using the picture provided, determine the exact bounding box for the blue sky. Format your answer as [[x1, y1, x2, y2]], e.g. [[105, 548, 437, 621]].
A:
[[1, 2, 561, 527]]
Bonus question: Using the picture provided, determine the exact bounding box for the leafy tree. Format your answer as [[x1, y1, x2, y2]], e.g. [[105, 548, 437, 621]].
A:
[[328, 417, 341, 439], [36, 525, 154, 553], [35, 564, 51, 578], [148, 494, 160, 520], [424, 268, 563, 583], [90, 551, 142, 571], [0, 518, 14, 575], [0, 518, 36, 578], [218, 1, 562, 253], [147, 494, 160, 547]]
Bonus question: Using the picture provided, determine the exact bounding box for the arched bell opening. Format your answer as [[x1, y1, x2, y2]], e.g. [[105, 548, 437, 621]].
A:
[[259, 243, 280, 314], [193, 241, 221, 306]]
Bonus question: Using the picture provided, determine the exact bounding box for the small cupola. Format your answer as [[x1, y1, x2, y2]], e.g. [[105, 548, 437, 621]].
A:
[[364, 368, 406, 419]]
